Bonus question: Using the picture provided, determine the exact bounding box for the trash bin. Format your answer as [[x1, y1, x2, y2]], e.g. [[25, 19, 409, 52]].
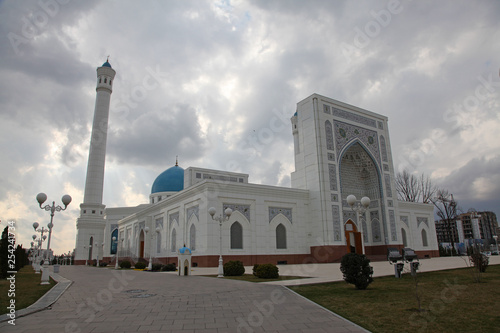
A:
[[53, 264, 60, 273]]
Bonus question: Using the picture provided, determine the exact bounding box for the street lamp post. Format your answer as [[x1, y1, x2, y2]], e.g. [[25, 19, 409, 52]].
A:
[[83, 246, 88, 266], [144, 227, 160, 270], [36, 192, 71, 285], [95, 242, 99, 267], [208, 207, 233, 278], [494, 235, 499, 254], [346, 195, 371, 254]]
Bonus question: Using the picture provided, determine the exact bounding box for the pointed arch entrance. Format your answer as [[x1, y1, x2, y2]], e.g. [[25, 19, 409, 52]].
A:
[[139, 229, 145, 258], [344, 220, 363, 254]]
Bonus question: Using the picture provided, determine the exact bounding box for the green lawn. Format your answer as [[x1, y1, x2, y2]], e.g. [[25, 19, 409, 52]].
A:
[[0, 266, 56, 315], [289, 265, 500, 333]]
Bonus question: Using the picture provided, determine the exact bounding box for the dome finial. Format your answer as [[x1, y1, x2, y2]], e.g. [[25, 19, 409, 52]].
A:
[[176, 155, 178, 166]]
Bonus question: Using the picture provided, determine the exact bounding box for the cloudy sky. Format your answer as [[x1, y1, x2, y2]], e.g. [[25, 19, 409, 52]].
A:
[[1, 0, 499, 255]]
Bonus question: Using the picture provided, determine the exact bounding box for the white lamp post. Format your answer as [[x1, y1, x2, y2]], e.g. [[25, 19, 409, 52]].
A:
[[346, 195, 371, 254], [208, 206, 233, 278], [36, 192, 71, 285], [113, 236, 119, 269], [494, 235, 499, 254], [95, 242, 99, 267]]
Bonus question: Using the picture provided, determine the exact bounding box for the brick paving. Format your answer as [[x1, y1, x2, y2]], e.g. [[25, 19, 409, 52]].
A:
[[1, 266, 368, 333]]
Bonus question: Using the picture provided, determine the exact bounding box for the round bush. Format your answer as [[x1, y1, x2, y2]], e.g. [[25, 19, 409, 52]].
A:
[[119, 260, 131, 269], [255, 263, 279, 279], [151, 263, 163, 271], [161, 263, 177, 271], [340, 253, 373, 290], [223, 260, 245, 276], [252, 264, 260, 276], [134, 262, 146, 269]]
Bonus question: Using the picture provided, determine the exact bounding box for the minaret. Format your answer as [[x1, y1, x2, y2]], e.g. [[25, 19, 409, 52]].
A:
[[75, 59, 116, 265]]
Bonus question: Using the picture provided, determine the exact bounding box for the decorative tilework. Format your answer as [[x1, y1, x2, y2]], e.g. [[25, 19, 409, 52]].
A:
[[110, 224, 118, 231], [323, 104, 331, 114], [224, 204, 251, 222], [387, 200, 393, 207], [332, 107, 377, 128], [331, 193, 338, 202], [389, 210, 397, 241], [383, 164, 389, 172], [169, 212, 179, 229], [417, 217, 429, 228], [155, 217, 163, 229], [380, 135, 388, 162], [378, 121, 384, 130], [401, 216, 409, 227], [334, 120, 381, 166], [269, 207, 292, 224], [332, 205, 341, 241], [186, 206, 199, 221], [329, 164, 337, 191], [325, 120, 334, 151], [328, 152, 335, 161], [371, 218, 382, 243], [384, 174, 392, 198], [343, 210, 357, 224], [139, 221, 145, 230]]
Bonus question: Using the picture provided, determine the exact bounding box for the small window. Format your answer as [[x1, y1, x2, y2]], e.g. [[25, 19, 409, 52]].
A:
[[276, 224, 287, 249], [92, 210, 96, 214], [422, 229, 428, 247], [109, 79, 112, 85], [104, 78, 107, 83], [230, 222, 243, 249], [99, 78, 101, 83], [83, 210, 86, 214], [196, 173, 201, 178]]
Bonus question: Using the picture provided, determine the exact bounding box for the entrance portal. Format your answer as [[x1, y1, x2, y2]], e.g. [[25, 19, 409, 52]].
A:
[[139, 230, 145, 258], [344, 220, 363, 254]]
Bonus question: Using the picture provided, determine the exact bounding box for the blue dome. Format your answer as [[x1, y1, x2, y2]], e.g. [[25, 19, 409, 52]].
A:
[[151, 165, 184, 194], [102, 61, 112, 68], [179, 246, 192, 254]]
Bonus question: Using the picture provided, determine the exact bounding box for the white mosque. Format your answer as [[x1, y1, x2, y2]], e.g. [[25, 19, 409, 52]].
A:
[[74, 61, 439, 266]]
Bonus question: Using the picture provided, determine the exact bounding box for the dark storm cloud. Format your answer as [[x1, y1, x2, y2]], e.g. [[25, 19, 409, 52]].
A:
[[107, 103, 207, 165]]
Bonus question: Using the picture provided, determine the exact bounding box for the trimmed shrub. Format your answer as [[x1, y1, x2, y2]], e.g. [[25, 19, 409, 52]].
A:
[[162, 263, 176, 271], [119, 260, 131, 269], [151, 263, 163, 272], [255, 263, 279, 279], [99, 262, 108, 267], [134, 262, 147, 269], [252, 264, 260, 276], [340, 253, 373, 290], [223, 260, 245, 276]]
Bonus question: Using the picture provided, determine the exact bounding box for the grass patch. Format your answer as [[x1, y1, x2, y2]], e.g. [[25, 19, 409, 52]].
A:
[[203, 274, 309, 283], [0, 266, 56, 315], [290, 265, 500, 333]]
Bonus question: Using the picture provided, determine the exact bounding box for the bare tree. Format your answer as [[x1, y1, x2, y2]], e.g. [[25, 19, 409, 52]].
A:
[[420, 173, 436, 203], [430, 189, 461, 250], [396, 170, 420, 202]]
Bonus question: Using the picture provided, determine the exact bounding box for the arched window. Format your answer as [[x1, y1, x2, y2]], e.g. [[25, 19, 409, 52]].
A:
[[276, 224, 287, 249], [401, 228, 408, 247], [89, 236, 93, 261], [230, 222, 243, 249], [156, 232, 161, 253], [104, 77, 107, 83], [110, 229, 118, 254], [421, 229, 428, 247], [190, 224, 196, 251], [171, 229, 177, 252]]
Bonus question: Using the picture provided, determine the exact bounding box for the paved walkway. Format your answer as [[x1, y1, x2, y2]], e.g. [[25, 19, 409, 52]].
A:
[[2, 256, 498, 332]]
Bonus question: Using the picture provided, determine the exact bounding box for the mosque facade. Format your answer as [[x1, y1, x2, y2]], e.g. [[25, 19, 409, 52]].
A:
[[74, 62, 439, 266]]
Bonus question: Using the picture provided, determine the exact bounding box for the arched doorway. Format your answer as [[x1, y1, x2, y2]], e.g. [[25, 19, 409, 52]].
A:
[[344, 220, 363, 254], [88, 237, 93, 261], [139, 230, 145, 258]]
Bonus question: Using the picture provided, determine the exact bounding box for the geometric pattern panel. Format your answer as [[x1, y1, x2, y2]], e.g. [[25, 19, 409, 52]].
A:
[[371, 218, 382, 243], [343, 210, 357, 225], [323, 104, 331, 114], [334, 120, 381, 166], [325, 120, 334, 150], [269, 207, 293, 224], [169, 212, 179, 229], [329, 164, 337, 191], [155, 217, 163, 229], [186, 205, 199, 221], [417, 217, 429, 228], [224, 204, 251, 222], [380, 135, 388, 162], [401, 216, 409, 227], [389, 210, 397, 241], [385, 174, 392, 198], [332, 205, 341, 241], [332, 106, 377, 128]]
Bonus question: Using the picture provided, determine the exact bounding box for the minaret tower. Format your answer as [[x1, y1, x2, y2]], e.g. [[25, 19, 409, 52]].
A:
[[75, 59, 116, 265]]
